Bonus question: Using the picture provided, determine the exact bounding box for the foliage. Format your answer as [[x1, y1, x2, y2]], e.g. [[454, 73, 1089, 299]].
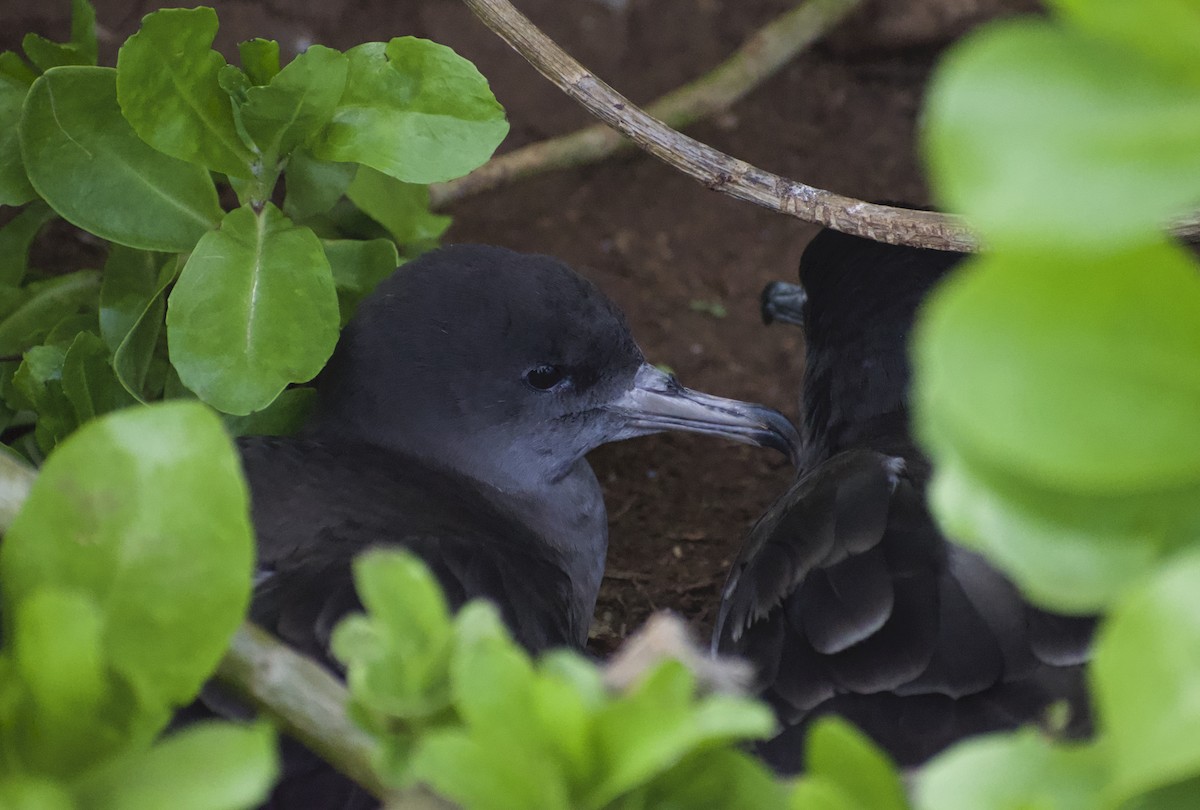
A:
[[912, 0, 1200, 808], [0, 401, 277, 808], [333, 549, 789, 810], [0, 0, 504, 456]]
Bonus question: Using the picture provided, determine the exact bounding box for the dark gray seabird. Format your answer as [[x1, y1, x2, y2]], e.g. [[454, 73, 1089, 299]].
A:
[[713, 228, 1095, 770], [243, 243, 799, 657], [236, 244, 798, 808]]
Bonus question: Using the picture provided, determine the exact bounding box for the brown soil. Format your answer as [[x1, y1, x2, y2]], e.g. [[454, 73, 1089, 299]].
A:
[[2, 0, 1035, 653]]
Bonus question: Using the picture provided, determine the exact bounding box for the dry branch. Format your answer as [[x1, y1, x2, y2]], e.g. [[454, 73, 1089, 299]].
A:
[[457, 0, 1200, 250], [430, 0, 863, 209]]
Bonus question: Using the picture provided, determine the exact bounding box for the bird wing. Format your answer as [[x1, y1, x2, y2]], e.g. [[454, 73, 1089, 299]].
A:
[[713, 448, 1093, 726], [239, 436, 579, 662]]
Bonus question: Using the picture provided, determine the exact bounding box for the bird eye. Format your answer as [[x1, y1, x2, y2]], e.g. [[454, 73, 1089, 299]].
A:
[[525, 364, 567, 391]]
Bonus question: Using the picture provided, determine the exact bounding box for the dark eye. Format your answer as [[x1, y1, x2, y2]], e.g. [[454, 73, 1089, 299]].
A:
[[525, 364, 567, 391]]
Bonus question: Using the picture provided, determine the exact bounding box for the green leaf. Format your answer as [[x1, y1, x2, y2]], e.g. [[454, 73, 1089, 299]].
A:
[[310, 38, 508, 184], [345, 167, 451, 246], [8, 345, 76, 452], [242, 45, 348, 158], [112, 259, 176, 402], [788, 777, 858, 810], [806, 717, 909, 810], [1045, 0, 1200, 81], [9, 588, 111, 773], [0, 79, 36, 206], [923, 19, 1200, 250], [98, 246, 162, 353], [166, 204, 339, 414], [21, 35, 89, 73], [74, 721, 278, 810], [222, 387, 315, 437], [238, 38, 280, 86], [0, 202, 55, 286], [116, 8, 255, 178], [914, 244, 1200, 610], [323, 237, 400, 325], [0, 777, 74, 810], [19, 66, 222, 252], [916, 731, 1107, 810], [918, 245, 1200, 488], [0, 401, 254, 709], [1093, 553, 1200, 801], [0, 51, 38, 85], [587, 661, 776, 807], [620, 748, 787, 810], [332, 549, 455, 722], [412, 728, 570, 810], [18, 0, 96, 72], [0, 271, 101, 357], [61, 331, 138, 422], [283, 150, 357, 221]]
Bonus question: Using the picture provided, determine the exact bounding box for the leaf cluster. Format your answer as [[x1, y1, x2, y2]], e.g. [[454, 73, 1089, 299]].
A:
[[333, 550, 907, 810], [910, 1, 1200, 808], [0, 402, 276, 809], [0, 0, 505, 457]]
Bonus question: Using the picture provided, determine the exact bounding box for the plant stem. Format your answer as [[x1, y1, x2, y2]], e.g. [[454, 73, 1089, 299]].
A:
[[215, 624, 388, 800], [429, 0, 863, 209], [456, 0, 1200, 250]]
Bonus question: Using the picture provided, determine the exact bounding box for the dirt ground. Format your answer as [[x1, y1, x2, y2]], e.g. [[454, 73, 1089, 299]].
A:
[[2, 0, 1036, 652]]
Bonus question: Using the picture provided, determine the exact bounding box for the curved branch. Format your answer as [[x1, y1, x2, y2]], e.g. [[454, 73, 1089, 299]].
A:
[[458, 0, 1200, 250], [215, 624, 388, 800], [430, 0, 864, 209], [458, 0, 979, 251]]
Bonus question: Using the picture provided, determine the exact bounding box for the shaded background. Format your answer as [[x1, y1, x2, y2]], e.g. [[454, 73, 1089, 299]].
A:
[[2, 0, 1037, 649]]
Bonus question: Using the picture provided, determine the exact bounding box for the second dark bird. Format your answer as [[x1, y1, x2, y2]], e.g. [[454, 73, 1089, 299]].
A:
[[714, 228, 1095, 769]]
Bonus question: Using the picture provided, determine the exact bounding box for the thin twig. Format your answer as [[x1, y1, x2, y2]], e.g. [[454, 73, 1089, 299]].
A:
[[458, 0, 1200, 250], [216, 624, 388, 801], [430, 0, 863, 209]]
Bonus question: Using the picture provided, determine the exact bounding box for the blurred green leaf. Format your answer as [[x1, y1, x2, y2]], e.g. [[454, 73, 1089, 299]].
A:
[[73, 721, 278, 810], [323, 237, 400, 325], [806, 717, 909, 810], [923, 19, 1200, 249], [9, 588, 111, 774], [788, 777, 859, 810], [283, 150, 357, 221], [914, 244, 1200, 610], [116, 8, 255, 178], [238, 38, 280, 86], [587, 661, 776, 807], [19, 67, 222, 252], [0, 78, 36, 206], [0, 402, 254, 709], [310, 38, 508, 184], [167, 203, 339, 415], [916, 731, 1107, 810], [345, 167, 451, 246], [0, 271, 101, 357], [1094, 553, 1200, 801], [332, 549, 455, 723], [242, 45, 347, 158], [0, 202, 55, 286], [0, 776, 74, 809], [1045, 0, 1200, 81], [619, 748, 787, 810]]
